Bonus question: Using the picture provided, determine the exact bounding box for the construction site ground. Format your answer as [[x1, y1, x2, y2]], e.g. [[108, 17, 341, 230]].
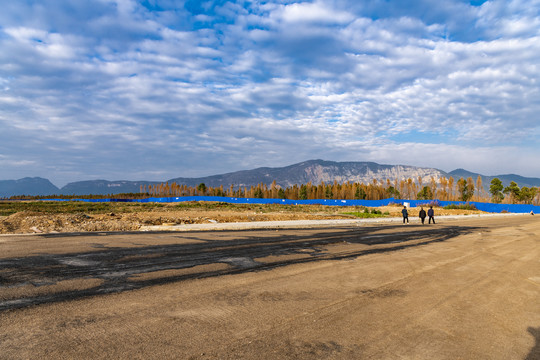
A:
[[0, 203, 486, 234], [0, 208, 539, 359]]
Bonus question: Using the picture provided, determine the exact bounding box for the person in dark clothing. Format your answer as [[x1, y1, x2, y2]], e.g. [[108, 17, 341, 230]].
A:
[[419, 207, 426, 224], [428, 206, 435, 224], [402, 206, 409, 224]]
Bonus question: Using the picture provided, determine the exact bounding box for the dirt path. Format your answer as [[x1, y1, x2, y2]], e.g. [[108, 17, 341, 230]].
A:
[[1, 216, 539, 359]]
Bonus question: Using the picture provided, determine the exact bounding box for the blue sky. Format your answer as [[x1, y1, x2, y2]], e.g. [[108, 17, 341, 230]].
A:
[[1, 0, 539, 187]]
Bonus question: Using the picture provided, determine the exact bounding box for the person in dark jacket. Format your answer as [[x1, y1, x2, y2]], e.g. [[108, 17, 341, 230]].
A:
[[402, 206, 409, 224], [428, 206, 436, 224], [419, 207, 426, 224]]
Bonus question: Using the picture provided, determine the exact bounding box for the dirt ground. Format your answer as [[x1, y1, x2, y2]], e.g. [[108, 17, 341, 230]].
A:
[[0, 215, 539, 359], [0, 204, 484, 234]]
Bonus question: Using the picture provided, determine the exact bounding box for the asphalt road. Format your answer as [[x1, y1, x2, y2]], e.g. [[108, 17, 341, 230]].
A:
[[1, 216, 539, 359]]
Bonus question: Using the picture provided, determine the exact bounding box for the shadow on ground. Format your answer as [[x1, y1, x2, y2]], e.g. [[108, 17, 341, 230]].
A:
[[526, 326, 540, 360], [0, 224, 482, 311]]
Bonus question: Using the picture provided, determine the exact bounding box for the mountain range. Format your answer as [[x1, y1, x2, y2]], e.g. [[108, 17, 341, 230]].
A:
[[2, 159, 540, 197]]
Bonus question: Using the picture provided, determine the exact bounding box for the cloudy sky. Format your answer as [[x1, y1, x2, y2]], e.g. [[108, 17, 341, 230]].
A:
[[1, 0, 539, 187]]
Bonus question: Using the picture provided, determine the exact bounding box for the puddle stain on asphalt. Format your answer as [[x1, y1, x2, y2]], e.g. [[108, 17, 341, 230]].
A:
[[0, 225, 482, 311]]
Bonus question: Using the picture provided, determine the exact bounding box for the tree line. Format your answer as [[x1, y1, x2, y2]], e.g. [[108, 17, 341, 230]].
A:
[[5, 176, 537, 205], [4, 193, 149, 201], [488, 179, 538, 204], [140, 176, 540, 205]]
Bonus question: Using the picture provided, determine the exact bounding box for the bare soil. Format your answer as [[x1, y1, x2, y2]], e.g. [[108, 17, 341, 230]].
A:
[[1, 215, 538, 359], [0, 204, 484, 234]]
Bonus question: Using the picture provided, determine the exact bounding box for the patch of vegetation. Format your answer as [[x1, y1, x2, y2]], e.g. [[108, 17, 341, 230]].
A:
[[443, 203, 477, 210], [0, 200, 392, 218], [174, 201, 259, 211], [0, 201, 166, 216], [416, 201, 441, 208], [343, 208, 389, 218], [172, 201, 337, 214], [6, 192, 150, 201]]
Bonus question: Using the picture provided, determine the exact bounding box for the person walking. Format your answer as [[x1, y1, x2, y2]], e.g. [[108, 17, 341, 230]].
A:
[[402, 206, 409, 224], [428, 206, 436, 224], [419, 207, 426, 224]]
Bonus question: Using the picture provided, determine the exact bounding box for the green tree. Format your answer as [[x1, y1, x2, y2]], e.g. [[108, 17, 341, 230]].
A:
[[254, 187, 264, 198], [466, 177, 475, 201], [386, 186, 401, 199], [354, 187, 366, 200], [489, 178, 504, 203], [278, 188, 286, 199], [197, 183, 207, 195], [417, 186, 433, 200], [299, 184, 308, 200], [457, 177, 474, 201], [503, 181, 520, 203], [518, 186, 537, 204], [325, 186, 334, 199]]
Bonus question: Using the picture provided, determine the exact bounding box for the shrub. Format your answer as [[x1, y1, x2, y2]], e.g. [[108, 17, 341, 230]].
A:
[[344, 208, 385, 218], [443, 203, 477, 211]]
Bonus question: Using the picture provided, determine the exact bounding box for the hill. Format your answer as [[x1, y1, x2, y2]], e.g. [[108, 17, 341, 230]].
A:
[[59, 180, 156, 196], [2, 160, 540, 197], [448, 169, 540, 189], [167, 159, 444, 188], [0, 177, 59, 197]]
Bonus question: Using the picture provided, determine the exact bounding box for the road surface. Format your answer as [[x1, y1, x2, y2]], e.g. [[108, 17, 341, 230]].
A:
[[1, 215, 539, 359]]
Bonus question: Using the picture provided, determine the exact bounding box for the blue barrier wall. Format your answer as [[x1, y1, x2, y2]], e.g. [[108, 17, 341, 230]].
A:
[[45, 196, 540, 214]]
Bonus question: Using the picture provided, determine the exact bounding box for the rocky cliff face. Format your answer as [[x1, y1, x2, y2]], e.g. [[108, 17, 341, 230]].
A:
[[168, 160, 447, 188], [289, 161, 445, 188]]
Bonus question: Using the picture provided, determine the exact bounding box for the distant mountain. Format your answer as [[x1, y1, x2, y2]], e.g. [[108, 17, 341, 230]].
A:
[[0, 177, 59, 197], [59, 180, 156, 196], [168, 159, 445, 188], [2, 160, 540, 197], [448, 169, 540, 189]]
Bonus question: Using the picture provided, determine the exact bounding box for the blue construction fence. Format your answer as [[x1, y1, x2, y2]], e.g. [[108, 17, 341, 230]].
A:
[[45, 196, 540, 214]]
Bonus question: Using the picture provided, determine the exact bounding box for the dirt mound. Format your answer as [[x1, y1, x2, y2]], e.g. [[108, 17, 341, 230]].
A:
[[0, 211, 139, 234], [0, 205, 486, 235], [0, 210, 348, 234]]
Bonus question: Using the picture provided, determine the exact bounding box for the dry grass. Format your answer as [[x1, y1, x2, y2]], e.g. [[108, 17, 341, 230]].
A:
[[0, 201, 486, 234]]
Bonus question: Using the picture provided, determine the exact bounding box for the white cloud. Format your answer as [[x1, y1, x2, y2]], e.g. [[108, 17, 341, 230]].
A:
[[279, 1, 354, 24], [476, 0, 540, 38], [0, 0, 539, 185], [365, 141, 540, 177]]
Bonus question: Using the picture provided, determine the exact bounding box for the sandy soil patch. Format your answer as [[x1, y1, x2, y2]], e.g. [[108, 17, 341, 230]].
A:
[[0, 215, 538, 359], [0, 204, 486, 234], [0, 278, 103, 302]]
